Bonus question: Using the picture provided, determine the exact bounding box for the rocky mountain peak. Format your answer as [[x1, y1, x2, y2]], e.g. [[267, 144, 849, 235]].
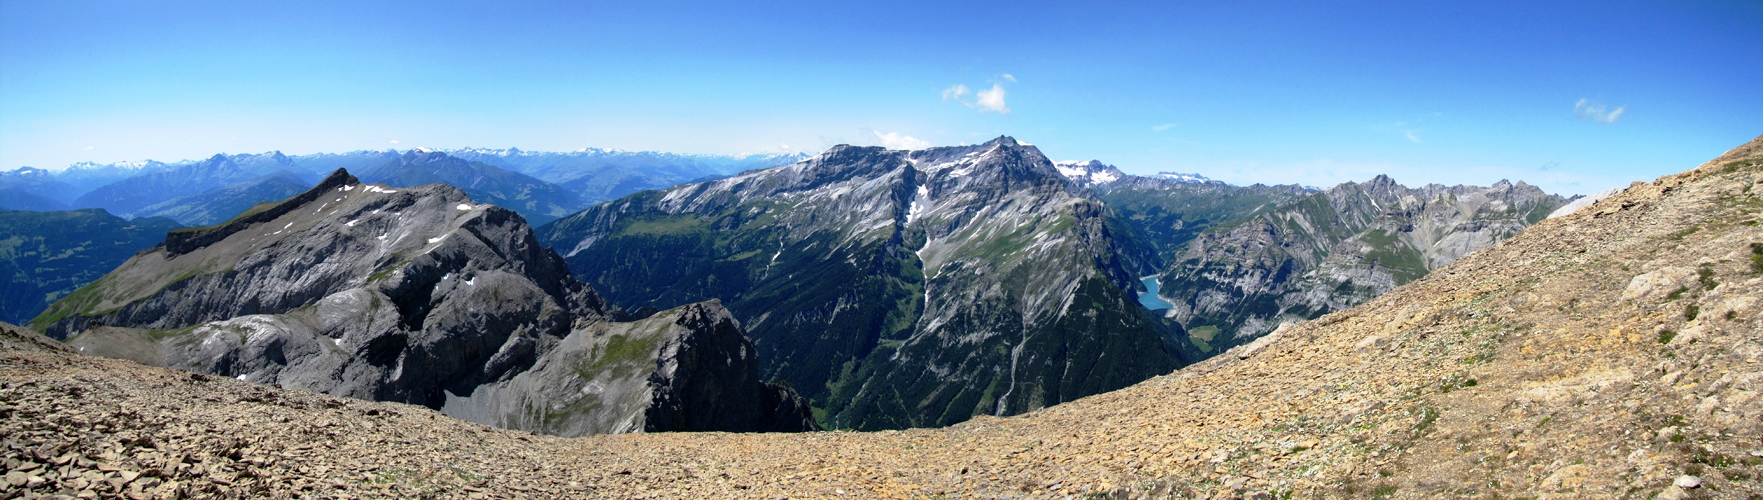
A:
[[541, 135, 1176, 430], [1153, 171, 1214, 183], [44, 168, 814, 435], [41, 167, 596, 337], [1054, 160, 1125, 187], [1, 166, 51, 178], [158, 168, 359, 256], [904, 136, 1066, 191], [1352, 174, 1406, 200], [1157, 172, 1570, 349], [399, 148, 454, 163]]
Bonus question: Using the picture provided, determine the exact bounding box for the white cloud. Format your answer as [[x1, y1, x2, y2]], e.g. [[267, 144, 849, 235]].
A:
[[1404, 131, 1422, 143], [944, 79, 1011, 114], [1152, 123, 1177, 132], [941, 84, 971, 102], [84, 146, 95, 150], [874, 131, 932, 150], [975, 84, 1010, 113], [1574, 98, 1626, 124], [389, 139, 400, 144]]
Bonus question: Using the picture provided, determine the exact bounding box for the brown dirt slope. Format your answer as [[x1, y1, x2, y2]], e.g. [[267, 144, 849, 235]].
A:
[[5, 135, 1763, 499]]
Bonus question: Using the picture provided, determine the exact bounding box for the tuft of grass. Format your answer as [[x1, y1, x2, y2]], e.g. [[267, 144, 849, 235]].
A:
[[1439, 374, 1478, 392], [1658, 330, 1678, 344], [1685, 304, 1700, 321], [1413, 407, 1440, 434], [1667, 225, 1702, 241], [1697, 266, 1718, 290], [1665, 286, 1689, 301], [1752, 243, 1763, 274]]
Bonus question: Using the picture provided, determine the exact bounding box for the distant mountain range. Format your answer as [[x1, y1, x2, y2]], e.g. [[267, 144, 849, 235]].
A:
[[0, 209, 181, 325], [446, 147, 810, 203], [9, 137, 1570, 435], [0, 148, 809, 226], [133, 173, 313, 227]]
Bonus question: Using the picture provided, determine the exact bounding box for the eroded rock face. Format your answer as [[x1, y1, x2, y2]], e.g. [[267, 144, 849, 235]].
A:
[[1154, 175, 1569, 352], [440, 301, 816, 436], [46, 169, 813, 436]]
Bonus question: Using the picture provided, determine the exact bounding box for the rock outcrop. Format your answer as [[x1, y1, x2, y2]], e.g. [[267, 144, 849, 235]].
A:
[[1153, 175, 1568, 351], [35, 169, 813, 436], [440, 301, 818, 435]]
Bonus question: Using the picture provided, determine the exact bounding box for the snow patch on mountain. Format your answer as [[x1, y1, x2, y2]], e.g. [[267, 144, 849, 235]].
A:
[[1054, 160, 1125, 187], [1156, 172, 1211, 183]]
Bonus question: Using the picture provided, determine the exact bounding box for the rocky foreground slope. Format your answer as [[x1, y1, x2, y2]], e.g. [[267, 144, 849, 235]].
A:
[[5, 136, 1763, 499], [27, 169, 813, 437]]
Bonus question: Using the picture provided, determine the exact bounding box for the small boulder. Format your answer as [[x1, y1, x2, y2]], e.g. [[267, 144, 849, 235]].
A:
[[1623, 267, 1695, 302]]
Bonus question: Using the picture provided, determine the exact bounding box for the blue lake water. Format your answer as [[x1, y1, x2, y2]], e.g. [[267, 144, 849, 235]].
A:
[[1138, 276, 1175, 310]]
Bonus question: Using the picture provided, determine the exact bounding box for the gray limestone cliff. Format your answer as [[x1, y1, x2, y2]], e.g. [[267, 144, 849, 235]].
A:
[[40, 169, 814, 436]]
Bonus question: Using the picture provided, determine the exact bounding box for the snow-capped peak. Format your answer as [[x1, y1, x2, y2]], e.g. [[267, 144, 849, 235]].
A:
[[1054, 160, 1124, 186], [1155, 172, 1211, 183]]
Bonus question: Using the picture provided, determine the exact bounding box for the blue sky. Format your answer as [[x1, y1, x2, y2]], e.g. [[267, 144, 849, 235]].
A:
[[2, 1, 1759, 195]]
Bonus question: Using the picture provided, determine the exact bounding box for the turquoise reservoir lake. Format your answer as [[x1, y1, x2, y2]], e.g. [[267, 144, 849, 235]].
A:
[[1138, 276, 1175, 310]]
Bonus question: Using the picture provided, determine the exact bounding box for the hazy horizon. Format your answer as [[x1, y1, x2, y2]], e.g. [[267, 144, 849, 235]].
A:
[[4, 1, 1760, 196]]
